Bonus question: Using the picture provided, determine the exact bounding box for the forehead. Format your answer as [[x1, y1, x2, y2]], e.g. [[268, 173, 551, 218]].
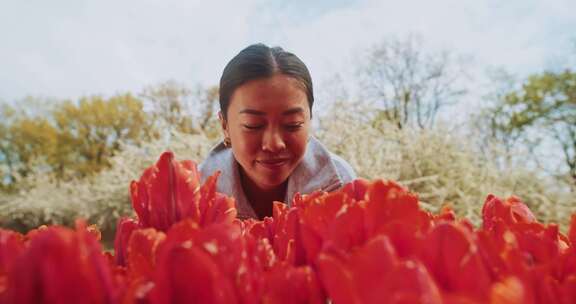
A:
[[228, 74, 309, 115]]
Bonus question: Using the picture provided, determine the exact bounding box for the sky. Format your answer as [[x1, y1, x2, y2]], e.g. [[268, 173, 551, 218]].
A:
[[1, 0, 575, 106]]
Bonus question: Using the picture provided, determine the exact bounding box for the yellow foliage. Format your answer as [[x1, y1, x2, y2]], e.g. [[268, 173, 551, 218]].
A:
[[0, 94, 155, 185], [50, 94, 154, 178]]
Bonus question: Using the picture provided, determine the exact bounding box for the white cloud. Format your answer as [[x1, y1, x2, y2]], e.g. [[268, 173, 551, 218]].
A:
[[0, 0, 258, 100], [278, 0, 575, 79], [0, 0, 574, 103]]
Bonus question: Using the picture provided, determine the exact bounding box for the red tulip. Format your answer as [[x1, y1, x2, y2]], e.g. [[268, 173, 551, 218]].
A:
[[489, 276, 531, 304], [5, 220, 115, 304], [261, 263, 325, 304], [419, 222, 492, 301], [269, 203, 307, 265], [433, 205, 457, 223], [114, 217, 140, 267], [569, 214, 576, 247], [151, 221, 239, 304], [482, 195, 536, 230], [363, 180, 432, 258], [129, 151, 236, 232], [340, 178, 371, 201], [321, 235, 397, 303], [383, 259, 443, 304], [126, 228, 166, 281], [4, 150, 576, 304], [151, 242, 237, 304], [297, 189, 367, 264], [0, 229, 25, 302]]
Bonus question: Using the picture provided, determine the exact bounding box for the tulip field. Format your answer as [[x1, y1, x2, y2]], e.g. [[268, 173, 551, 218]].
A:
[[1, 151, 575, 303]]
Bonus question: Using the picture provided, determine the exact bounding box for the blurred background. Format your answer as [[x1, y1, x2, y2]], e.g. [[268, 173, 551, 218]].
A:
[[1, 0, 575, 245]]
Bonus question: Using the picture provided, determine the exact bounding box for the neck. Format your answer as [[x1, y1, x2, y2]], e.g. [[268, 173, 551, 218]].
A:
[[239, 167, 287, 219]]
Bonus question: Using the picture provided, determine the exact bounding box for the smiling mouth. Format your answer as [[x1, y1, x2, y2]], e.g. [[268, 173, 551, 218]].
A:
[[257, 158, 289, 168]]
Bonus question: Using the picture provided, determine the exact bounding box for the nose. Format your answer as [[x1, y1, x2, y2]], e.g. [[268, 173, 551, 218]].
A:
[[262, 127, 286, 153]]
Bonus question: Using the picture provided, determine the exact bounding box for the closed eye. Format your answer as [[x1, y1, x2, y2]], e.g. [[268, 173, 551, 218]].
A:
[[243, 124, 264, 130], [285, 122, 304, 131]]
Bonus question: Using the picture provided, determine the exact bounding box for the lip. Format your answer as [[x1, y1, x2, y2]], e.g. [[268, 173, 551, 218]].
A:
[[257, 158, 290, 169]]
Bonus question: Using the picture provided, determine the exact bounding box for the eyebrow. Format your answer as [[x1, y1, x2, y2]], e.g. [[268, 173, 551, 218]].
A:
[[239, 107, 305, 116]]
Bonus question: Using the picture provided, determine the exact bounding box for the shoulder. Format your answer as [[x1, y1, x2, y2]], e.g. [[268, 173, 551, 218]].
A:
[[198, 141, 232, 184], [329, 151, 357, 184], [306, 136, 357, 185]]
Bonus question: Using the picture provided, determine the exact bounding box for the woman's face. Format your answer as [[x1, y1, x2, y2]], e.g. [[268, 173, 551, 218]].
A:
[[220, 74, 311, 191]]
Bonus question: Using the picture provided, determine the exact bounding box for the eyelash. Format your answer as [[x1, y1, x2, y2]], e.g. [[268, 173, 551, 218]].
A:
[[285, 123, 303, 131], [242, 123, 304, 131], [243, 125, 263, 130]]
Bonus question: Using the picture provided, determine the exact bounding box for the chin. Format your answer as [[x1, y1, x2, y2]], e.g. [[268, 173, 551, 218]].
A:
[[258, 174, 289, 188]]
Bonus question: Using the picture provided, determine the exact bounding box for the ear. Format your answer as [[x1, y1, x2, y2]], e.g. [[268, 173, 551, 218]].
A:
[[218, 111, 229, 138]]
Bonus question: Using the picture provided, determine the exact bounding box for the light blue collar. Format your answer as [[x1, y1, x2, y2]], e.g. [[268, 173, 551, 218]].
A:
[[198, 136, 346, 219]]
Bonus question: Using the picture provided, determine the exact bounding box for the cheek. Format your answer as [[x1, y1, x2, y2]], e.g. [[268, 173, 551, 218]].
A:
[[231, 132, 261, 158], [286, 132, 309, 157]]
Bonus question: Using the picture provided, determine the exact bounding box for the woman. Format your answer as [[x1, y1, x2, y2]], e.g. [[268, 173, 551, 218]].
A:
[[199, 43, 356, 220]]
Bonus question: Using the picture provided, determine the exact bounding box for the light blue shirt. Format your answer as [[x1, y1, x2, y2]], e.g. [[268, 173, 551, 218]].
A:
[[199, 136, 356, 219]]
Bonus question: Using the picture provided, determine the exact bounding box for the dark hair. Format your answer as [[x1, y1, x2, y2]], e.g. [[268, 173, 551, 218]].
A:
[[219, 43, 314, 120]]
